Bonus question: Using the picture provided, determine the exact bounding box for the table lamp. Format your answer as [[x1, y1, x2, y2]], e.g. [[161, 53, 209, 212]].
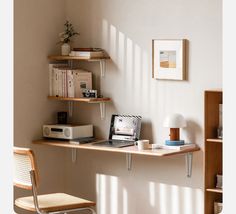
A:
[[163, 113, 186, 146]]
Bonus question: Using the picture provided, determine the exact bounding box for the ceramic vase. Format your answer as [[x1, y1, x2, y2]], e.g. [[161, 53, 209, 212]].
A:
[[61, 43, 70, 56]]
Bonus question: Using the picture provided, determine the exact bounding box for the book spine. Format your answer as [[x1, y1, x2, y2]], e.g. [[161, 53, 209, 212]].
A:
[[58, 69, 63, 97], [64, 70, 67, 97], [53, 68, 59, 96], [67, 70, 75, 98], [49, 64, 54, 96], [62, 70, 66, 97]]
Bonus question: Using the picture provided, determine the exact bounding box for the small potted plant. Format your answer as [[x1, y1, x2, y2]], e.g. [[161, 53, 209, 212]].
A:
[[59, 20, 79, 55]]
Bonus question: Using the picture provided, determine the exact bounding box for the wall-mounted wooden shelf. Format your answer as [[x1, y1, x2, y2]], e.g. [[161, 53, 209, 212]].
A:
[[33, 139, 200, 177], [48, 96, 110, 119], [48, 55, 110, 61], [206, 138, 223, 143], [48, 55, 110, 77], [206, 188, 223, 194], [48, 96, 111, 103]]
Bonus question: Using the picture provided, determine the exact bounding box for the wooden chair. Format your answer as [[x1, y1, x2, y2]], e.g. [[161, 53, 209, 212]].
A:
[[13, 147, 96, 214]]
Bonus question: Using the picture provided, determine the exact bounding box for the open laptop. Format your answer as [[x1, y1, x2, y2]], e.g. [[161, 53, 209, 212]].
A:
[[93, 114, 142, 148]]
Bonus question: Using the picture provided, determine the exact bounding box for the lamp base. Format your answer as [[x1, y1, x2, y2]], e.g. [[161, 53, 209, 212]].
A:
[[165, 140, 185, 146]]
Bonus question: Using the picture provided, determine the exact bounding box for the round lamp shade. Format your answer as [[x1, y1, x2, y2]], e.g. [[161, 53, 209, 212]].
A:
[[163, 113, 186, 128]]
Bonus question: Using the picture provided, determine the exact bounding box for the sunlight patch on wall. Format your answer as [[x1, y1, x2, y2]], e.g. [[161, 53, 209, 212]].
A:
[[133, 44, 142, 111], [171, 184, 180, 214], [102, 19, 109, 50], [118, 31, 125, 71], [123, 188, 128, 214], [149, 182, 156, 207], [110, 176, 118, 214], [96, 174, 107, 214], [149, 181, 203, 214], [110, 25, 117, 61]]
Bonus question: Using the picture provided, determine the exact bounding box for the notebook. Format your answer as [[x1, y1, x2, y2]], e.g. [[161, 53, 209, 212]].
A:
[[93, 114, 142, 148]]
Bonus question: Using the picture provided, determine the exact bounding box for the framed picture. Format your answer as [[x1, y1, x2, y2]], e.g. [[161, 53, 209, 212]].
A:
[[152, 39, 187, 80]]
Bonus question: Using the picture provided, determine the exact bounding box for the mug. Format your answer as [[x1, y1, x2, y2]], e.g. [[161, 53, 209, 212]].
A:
[[137, 140, 150, 150]]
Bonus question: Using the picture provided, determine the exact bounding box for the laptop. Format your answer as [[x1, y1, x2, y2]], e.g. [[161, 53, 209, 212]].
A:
[[93, 114, 142, 148]]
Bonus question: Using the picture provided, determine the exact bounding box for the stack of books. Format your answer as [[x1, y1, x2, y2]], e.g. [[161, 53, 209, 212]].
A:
[[151, 143, 197, 150], [49, 63, 92, 98], [69, 48, 105, 59]]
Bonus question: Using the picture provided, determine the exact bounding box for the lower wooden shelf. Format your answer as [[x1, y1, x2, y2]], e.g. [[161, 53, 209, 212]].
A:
[[33, 139, 200, 177], [33, 139, 200, 157], [206, 188, 223, 194]]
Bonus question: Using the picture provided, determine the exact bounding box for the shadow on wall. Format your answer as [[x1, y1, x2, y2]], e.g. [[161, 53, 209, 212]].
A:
[[184, 119, 202, 144], [96, 173, 203, 214]]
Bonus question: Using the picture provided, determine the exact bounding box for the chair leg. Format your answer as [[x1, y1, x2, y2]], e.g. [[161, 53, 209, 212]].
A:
[[88, 208, 96, 214]]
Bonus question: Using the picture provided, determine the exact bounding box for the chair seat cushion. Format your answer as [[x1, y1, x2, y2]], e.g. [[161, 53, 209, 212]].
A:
[[15, 192, 96, 212]]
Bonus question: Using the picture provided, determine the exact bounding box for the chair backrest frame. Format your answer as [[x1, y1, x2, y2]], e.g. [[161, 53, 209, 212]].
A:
[[13, 147, 39, 190]]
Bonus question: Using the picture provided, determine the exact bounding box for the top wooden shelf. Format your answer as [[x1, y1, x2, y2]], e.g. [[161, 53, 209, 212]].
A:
[[48, 55, 110, 61], [33, 139, 200, 157]]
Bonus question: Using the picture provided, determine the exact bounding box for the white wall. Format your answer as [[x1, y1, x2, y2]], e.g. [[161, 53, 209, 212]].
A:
[[14, 0, 222, 213], [14, 0, 67, 213], [64, 0, 222, 214]]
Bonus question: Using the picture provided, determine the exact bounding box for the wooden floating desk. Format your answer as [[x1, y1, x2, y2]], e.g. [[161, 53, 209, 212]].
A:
[[33, 139, 200, 177]]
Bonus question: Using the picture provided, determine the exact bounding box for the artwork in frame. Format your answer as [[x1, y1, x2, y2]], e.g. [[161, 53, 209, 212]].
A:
[[152, 39, 187, 80]]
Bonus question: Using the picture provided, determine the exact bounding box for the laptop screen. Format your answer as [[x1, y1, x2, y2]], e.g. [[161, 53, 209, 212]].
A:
[[109, 115, 142, 141]]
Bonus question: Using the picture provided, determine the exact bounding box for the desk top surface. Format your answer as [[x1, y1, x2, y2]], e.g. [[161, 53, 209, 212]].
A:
[[33, 139, 200, 157]]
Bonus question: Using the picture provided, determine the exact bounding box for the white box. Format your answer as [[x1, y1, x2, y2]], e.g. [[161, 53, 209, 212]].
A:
[[214, 202, 223, 214], [43, 124, 93, 140], [73, 69, 92, 97]]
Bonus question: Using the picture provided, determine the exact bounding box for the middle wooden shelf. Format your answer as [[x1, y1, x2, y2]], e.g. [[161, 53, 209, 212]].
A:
[[48, 96, 111, 103], [48, 96, 111, 119]]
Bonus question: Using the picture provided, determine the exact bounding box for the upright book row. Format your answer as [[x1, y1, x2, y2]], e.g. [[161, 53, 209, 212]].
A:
[[49, 63, 92, 98]]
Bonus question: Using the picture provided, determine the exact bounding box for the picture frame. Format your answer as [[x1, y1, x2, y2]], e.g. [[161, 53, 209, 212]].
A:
[[152, 39, 187, 80]]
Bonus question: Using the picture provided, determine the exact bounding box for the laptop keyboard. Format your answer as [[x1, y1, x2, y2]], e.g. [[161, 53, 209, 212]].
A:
[[93, 140, 135, 148]]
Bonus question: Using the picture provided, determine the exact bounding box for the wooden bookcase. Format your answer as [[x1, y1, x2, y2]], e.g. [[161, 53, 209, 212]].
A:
[[204, 90, 223, 214]]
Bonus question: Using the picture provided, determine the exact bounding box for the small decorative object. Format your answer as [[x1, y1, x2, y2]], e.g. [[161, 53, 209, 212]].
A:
[[82, 89, 98, 98], [214, 202, 223, 214], [57, 112, 67, 124], [152, 39, 187, 80], [163, 113, 186, 146], [216, 174, 223, 189], [61, 43, 71, 56], [58, 20, 79, 56], [136, 140, 150, 150]]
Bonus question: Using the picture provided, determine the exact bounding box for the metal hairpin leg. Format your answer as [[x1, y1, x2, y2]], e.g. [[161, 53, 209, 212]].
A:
[[126, 153, 132, 171], [185, 153, 193, 178], [72, 148, 77, 163], [99, 60, 106, 77], [99, 102, 106, 120]]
